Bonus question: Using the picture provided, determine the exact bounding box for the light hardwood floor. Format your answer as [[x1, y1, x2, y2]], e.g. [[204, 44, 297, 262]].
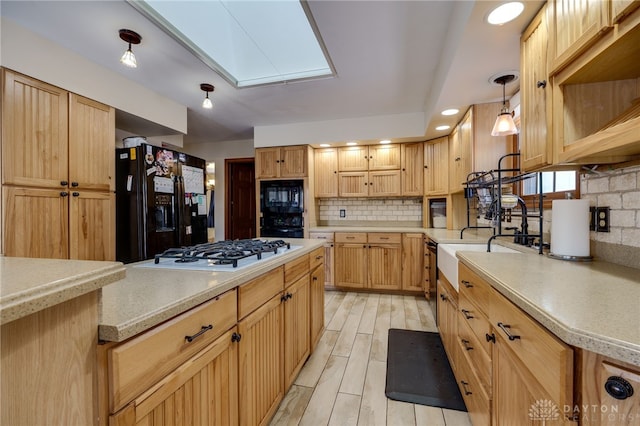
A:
[[270, 291, 472, 426]]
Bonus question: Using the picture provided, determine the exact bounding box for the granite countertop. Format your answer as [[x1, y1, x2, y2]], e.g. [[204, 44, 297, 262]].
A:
[[457, 251, 640, 367], [0, 257, 126, 325], [99, 239, 324, 342], [310, 225, 491, 244]]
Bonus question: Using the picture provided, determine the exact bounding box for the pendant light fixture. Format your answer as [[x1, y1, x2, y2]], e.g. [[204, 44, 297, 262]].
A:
[[491, 74, 518, 136], [119, 29, 141, 68], [200, 84, 214, 109]]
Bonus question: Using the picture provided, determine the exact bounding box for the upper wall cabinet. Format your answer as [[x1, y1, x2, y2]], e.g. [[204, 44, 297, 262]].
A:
[[550, 0, 611, 75], [424, 137, 449, 196], [400, 142, 424, 196], [550, 5, 640, 165], [449, 109, 473, 194], [2, 70, 69, 188], [520, 4, 553, 171], [314, 147, 338, 197], [337, 145, 400, 172], [255, 145, 308, 179]]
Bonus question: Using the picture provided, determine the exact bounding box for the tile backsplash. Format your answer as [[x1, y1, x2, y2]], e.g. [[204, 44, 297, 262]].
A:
[[318, 198, 422, 223]]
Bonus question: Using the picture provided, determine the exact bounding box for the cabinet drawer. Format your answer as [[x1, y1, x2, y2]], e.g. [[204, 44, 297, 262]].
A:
[[335, 232, 367, 243], [455, 338, 491, 426], [239, 266, 284, 319], [458, 291, 493, 359], [285, 255, 309, 287], [459, 262, 492, 316], [458, 311, 492, 398], [309, 247, 325, 271], [309, 232, 334, 243], [490, 288, 573, 404], [367, 233, 401, 244], [108, 290, 237, 413]]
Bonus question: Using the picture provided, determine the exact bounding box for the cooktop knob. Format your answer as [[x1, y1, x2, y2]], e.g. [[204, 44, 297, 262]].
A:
[[604, 376, 634, 400]]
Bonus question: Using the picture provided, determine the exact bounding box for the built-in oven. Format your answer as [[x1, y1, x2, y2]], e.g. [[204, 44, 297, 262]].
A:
[[426, 238, 438, 322], [259, 180, 304, 238]]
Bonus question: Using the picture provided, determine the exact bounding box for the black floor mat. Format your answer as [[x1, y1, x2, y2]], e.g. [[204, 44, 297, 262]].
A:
[[385, 329, 467, 411]]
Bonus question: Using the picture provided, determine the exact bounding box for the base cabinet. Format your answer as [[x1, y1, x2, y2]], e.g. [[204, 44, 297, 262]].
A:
[[110, 328, 239, 426], [437, 276, 459, 373], [283, 275, 311, 389], [309, 248, 326, 350]]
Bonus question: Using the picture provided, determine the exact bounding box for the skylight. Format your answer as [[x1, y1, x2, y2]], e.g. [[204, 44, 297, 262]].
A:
[[129, 0, 335, 88]]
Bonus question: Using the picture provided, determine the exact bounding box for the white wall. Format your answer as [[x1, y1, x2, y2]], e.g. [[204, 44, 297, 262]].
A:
[[254, 112, 425, 147], [0, 18, 187, 134], [182, 139, 255, 241]]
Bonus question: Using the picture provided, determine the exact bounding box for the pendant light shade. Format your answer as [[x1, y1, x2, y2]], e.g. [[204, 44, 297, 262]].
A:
[[200, 83, 214, 109], [119, 29, 141, 68], [491, 74, 518, 136]]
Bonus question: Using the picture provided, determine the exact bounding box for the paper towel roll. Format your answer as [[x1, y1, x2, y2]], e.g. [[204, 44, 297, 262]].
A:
[[551, 199, 590, 257]]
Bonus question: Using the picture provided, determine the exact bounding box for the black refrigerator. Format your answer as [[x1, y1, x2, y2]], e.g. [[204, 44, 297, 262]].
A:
[[115, 144, 208, 263]]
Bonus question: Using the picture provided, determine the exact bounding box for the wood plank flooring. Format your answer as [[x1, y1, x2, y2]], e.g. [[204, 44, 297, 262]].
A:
[[270, 291, 472, 426]]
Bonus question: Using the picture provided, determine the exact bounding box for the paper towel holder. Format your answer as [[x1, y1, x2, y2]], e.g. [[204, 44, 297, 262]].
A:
[[547, 253, 593, 262]]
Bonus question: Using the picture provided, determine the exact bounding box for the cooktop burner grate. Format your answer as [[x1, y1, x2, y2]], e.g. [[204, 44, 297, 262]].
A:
[[154, 239, 291, 268]]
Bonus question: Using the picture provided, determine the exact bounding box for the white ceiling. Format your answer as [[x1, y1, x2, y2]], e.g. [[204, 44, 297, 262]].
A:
[[0, 0, 544, 145]]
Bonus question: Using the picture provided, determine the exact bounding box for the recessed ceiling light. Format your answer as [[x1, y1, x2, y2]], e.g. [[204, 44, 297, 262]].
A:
[[346, 141, 358, 146], [441, 109, 459, 116], [319, 143, 331, 147], [380, 139, 391, 144], [487, 2, 524, 25], [435, 125, 451, 131]]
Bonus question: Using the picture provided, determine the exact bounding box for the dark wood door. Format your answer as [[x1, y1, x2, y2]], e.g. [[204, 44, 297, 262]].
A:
[[225, 159, 256, 240]]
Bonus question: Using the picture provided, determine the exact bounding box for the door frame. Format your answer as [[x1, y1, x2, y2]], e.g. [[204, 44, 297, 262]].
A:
[[224, 157, 255, 240]]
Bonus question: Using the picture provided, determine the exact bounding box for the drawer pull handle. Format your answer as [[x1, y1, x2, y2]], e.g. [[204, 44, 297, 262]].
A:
[[346, 236, 355, 239], [461, 309, 474, 319], [485, 333, 496, 343], [460, 381, 472, 395], [461, 280, 473, 288], [380, 237, 389, 240], [316, 255, 323, 260], [440, 294, 447, 302], [185, 325, 213, 343], [231, 332, 242, 343], [605, 376, 634, 400], [461, 339, 473, 351], [497, 322, 520, 341]]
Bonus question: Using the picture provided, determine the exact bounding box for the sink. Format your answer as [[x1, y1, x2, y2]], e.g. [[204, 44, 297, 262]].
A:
[[437, 243, 518, 291]]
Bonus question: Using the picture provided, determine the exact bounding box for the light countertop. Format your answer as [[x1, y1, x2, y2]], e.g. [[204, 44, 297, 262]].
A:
[[0, 257, 126, 325], [310, 226, 492, 244], [98, 239, 324, 342], [457, 251, 640, 367]]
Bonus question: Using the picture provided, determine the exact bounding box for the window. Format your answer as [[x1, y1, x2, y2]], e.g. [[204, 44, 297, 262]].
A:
[[521, 171, 579, 207]]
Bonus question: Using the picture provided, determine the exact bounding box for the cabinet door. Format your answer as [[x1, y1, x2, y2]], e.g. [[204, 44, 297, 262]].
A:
[[401, 142, 424, 196], [109, 328, 239, 426], [472, 102, 511, 173], [255, 148, 280, 179], [368, 170, 401, 196], [283, 276, 310, 389], [238, 294, 283, 426], [551, 0, 610, 73], [452, 110, 474, 193], [68, 93, 115, 191], [309, 265, 325, 350], [401, 233, 424, 292], [2, 69, 69, 188], [368, 243, 402, 290], [338, 172, 368, 197], [338, 146, 369, 171], [280, 146, 307, 177], [424, 137, 449, 195], [521, 5, 553, 171], [335, 243, 367, 288], [2, 186, 68, 258], [437, 280, 458, 372], [448, 124, 464, 193], [69, 191, 115, 261], [368, 144, 400, 170], [314, 148, 338, 197]]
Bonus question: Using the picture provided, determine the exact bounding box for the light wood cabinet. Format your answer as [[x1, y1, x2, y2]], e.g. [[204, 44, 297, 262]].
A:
[[401, 233, 424, 292], [449, 109, 473, 193], [338, 146, 369, 171], [309, 262, 325, 351], [424, 137, 449, 195], [400, 142, 424, 196], [550, 0, 610, 74], [314, 148, 338, 197], [1, 69, 116, 260], [335, 233, 368, 288], [368, 144, 401, 170], [109, 328, 239, 426], [255, 145, 308, 178], [472, 102, 512, 174], [338, 171, 369, 197], [283, 275, 311, 389], [611, 0, 640, 23], [368, 170, 401, 196], [520, 4, 553, 171], [437, 275, 459, 373], [238, 293, 284, 426], [367, 233, 402, 291], [309, 232, 334, 287]]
